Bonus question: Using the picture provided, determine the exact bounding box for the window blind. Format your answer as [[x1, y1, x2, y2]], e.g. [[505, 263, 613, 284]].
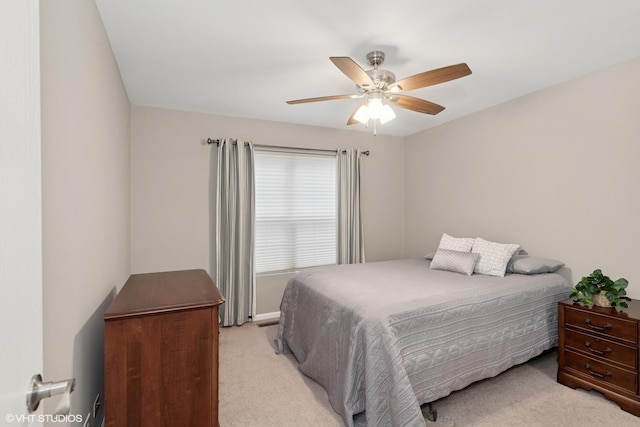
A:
[[254, 151, 337, 273]]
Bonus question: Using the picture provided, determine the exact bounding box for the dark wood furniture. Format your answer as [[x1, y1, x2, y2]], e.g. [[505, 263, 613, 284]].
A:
[[558, 298, 640, 416], [104, 269, 224, 427]]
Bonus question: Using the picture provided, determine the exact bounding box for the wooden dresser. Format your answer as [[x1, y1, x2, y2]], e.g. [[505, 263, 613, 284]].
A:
[[557, 298, 640, 416], [104, 269, 224, 427]]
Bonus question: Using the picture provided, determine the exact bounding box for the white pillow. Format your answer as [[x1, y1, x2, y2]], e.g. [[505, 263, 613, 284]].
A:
[[438, 233, 475, 253], [472, 238, 520, 277], [430, 249, 480, 276]]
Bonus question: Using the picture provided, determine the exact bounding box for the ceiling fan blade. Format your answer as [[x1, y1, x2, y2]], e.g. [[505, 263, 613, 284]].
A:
[[330, 57, 374, 88], [390, 63, 471, 92], [287, 94, 357, 104], [389, 94, 445, 115]]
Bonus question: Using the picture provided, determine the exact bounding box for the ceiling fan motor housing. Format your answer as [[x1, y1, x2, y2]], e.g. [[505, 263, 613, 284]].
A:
[[364, 51, 395, 89], [365, 68, 396, 88]]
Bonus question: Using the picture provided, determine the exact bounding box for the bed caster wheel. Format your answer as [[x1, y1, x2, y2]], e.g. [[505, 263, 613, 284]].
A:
[[424, 403, 437, 422]]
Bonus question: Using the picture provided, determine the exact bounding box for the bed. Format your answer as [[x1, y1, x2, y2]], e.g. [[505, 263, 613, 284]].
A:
[[275, 258, 572, 426]]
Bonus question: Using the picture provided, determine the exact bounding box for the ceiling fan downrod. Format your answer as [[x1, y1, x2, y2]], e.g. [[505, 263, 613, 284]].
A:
[[366, 51, 385, 68]]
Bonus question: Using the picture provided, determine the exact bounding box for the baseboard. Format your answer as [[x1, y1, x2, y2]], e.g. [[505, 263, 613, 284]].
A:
[[253, 311, 280, 322]]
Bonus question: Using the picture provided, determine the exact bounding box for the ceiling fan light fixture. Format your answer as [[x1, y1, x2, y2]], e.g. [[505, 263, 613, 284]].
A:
[[379, 104, 396, 124], [367, 97, 384, 120], [353, 104, 370, 124], [354, 93, 396, 126]]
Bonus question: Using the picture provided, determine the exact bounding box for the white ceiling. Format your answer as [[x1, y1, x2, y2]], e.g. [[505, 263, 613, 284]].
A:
[[95, 0, 640, 137]]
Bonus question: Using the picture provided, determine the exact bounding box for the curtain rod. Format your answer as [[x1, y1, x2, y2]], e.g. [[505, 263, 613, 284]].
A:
[[206, 138, 370, 156]]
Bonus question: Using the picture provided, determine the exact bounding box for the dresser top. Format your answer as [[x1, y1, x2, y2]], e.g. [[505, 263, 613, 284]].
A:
[[559, 298, 640, 321], [104, 269, 224, 320]]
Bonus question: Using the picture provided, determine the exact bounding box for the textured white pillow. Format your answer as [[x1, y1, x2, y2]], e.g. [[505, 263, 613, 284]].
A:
[[472, 238, 520, 277], [430, 249, 480, 276], [438, 233, 475, 253]]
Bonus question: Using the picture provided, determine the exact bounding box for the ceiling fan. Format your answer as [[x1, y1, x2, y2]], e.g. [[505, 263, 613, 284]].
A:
[[287, 51, 472, 130]]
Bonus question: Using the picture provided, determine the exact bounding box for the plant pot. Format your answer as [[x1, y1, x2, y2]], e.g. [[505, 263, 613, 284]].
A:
[[592, 293, 611, 307]]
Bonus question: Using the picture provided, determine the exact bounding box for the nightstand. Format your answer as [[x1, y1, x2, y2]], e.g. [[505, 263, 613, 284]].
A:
[[557, 299, 640, 416]]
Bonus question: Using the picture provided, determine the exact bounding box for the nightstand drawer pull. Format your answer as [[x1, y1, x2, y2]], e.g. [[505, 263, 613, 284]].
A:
[[584, 318, 612, 331], [584, 341, 612, 356], [585, 363, 612, 379]]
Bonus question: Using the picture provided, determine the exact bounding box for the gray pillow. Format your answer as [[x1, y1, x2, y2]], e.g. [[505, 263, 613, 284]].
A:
[[506, 255, 564, 274], [424, 251, 436, 261], [430, 249, 480, 276]]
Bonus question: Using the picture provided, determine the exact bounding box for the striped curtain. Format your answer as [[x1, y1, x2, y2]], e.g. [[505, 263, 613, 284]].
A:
[[215, 139, 255, 326], [337, 149, 365, 264]]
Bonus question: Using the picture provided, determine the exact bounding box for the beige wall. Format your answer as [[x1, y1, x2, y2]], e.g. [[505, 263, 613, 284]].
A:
[[40, 0, 130, 423], [131, 106, 405, 313], [404, 57, 640, 298]]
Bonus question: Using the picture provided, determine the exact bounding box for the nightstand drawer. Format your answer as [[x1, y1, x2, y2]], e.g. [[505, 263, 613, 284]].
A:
[[565, 329, 637, 370], [565, 350, 637, 394], [564, 306, 637, 344]]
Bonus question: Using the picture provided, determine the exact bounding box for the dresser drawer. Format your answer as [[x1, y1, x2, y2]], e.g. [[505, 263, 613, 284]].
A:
[[565, 350, 637, 394], [564, 329, 637, 370], [564, 307, 637, 344]]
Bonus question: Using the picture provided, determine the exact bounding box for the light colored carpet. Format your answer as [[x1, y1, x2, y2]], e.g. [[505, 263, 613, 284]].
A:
[[219, 322, 639, 427]]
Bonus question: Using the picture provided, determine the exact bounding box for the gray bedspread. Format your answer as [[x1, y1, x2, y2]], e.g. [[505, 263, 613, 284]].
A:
[[276, 258, 572, 427]]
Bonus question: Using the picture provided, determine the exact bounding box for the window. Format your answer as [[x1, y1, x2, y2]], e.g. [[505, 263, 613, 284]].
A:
[[254, 150, 337, 273]]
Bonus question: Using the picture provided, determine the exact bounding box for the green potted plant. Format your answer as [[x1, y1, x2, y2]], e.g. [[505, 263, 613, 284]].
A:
[[569, 269, 631, 309]]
